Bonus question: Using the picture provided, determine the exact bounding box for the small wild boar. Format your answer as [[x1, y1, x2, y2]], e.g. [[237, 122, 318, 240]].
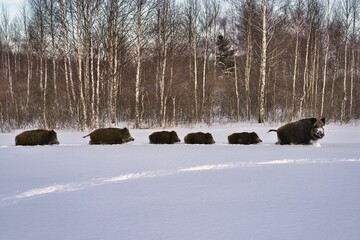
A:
[[83, 127, 134, 145], [15, 129, 60, 146], [184, 132, 215, 144], [149, 131, 181, 144], [268, 117, 325, 145], [228, 132, 262, 145]]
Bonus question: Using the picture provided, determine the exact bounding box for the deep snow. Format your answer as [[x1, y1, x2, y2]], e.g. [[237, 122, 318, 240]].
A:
[[0, 123, 359, 240]]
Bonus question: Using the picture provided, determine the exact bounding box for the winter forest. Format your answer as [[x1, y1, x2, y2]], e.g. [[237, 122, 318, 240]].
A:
[[0, 0, 359, 130]]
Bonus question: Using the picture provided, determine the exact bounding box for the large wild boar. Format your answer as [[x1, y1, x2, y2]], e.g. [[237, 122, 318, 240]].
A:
[[228, 132, 262, 145], [268, 117, 325, 145], [15, 129, 60, 146], [83, 127, 134, 144], [184, 132, 215, 144], [149, 131, 181, 144]]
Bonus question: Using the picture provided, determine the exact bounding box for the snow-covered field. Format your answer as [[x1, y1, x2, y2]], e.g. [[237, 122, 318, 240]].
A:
[[1, 123, 360, 240]]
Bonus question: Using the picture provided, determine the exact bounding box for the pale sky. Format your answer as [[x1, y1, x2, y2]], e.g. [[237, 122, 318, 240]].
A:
[[0, 0, 23, 20]]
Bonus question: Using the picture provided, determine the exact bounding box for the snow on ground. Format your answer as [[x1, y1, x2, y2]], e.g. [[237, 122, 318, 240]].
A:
[[0, 123, 360, 240]]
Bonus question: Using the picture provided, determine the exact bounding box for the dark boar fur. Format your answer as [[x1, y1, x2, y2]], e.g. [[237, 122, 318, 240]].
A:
[[149, 131, 181, 144], [83, 127, 134, 144], [268, 117, 325, 145], [184, 132, 215, 144], [15, 129, 59, 146], [228, 132, 262, 145]]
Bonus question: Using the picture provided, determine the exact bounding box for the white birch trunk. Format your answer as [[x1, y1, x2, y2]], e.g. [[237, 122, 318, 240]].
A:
[[320, 47, 329, 117], [95, 45, 101, 128], [202, 37, 208, 116], [77, 5, 87, 128], [341, 38, 348, 122], [60, 0, 73, 113], [26, 53, 31, 108], [321, 3, 330, 117], [7, 51, 14, 101], [64, 57, 72, 111], [299, 24, 311, 118], [78, 47, 87, 127], [258, 0, 267, 123], [109, 3, 118, 124], [193, 29, 198, 122], [309, 36, 318, 112], [134, 0, 142, 128], [89, 33, 95, 126], [331, 66, 337, 108], [160, 45, 168, 127], [349, 2, 356, 118], [292, 28, 299, 117], [50, 1, 58, 109], [68, 55, 76, 110], [233, 41, 239, 120], [53, 58, 58, 107], [349, 40, 354, 118], [244, 7, 253, 120], [341, 0, 350, 122], [42, 58, 48, 128], [172, 97, 176, 126]]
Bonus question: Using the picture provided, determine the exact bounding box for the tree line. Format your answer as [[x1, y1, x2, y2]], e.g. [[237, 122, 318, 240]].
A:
[[0, 0, 359, 131]]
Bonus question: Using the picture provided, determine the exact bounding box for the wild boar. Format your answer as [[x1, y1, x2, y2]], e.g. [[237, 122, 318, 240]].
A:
[[268, 118, 325, 145], [15, 129, 60, 146], [184, 132, 215, 144], [83, 127, 134, 144], [149, 131, 181, 144], [228, 132, 262, 145]]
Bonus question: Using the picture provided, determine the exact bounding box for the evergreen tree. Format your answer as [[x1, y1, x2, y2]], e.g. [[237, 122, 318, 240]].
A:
[[216, 34, 234, 76]]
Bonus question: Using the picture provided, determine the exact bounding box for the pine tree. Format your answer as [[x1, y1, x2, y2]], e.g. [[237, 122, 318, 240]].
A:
[[216, 34, 234, 76]]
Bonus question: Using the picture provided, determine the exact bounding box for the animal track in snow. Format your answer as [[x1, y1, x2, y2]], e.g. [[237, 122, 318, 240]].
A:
[[1, 158, 358, 207]]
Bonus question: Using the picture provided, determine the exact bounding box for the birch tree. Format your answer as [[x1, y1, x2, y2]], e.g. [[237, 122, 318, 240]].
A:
[[59, 0, 76, 116], [29, 0, 49, 128], [340, 0, 351, 122], [107, 0, 120, 124], [184, 0, 200, 123], [199, 0, 220, 121], [244, 0, 255, 120], [134, 0, 143, 128], [258, 0, 267, 123], [74, 0, 87, 128], [230, 17, 240, 120], [155, 0, 171, 127], [0, 6, 14, 102], [291, 0, 304, 117], [19, 4, 32, 109], [349, 0, 356, 118], [46, 0, 59, 110], [299, 1, 314, 119], [320, 0, 333, 117], [92, 1, 103, 128]]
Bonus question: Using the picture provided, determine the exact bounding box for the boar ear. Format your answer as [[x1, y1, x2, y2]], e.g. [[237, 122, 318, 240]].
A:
[[310, 118, 317, 125], [321, 118, 325, 125]]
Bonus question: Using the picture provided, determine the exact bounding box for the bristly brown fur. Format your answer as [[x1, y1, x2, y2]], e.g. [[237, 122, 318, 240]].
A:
[[269, 118, 325, 145], [184, 132, 215, 144], [228, 132, 262, 145], [15, 129, 59, 146], [149, 131, 180, 144], [84, 127, 134, 145]]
